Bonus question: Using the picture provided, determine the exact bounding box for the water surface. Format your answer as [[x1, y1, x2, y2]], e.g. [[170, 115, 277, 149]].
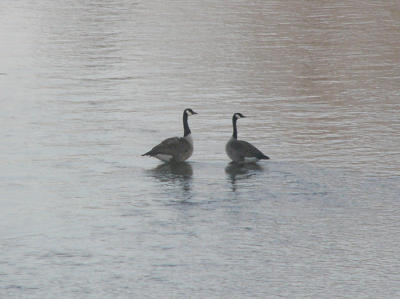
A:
[[1, 1, 399, 298]]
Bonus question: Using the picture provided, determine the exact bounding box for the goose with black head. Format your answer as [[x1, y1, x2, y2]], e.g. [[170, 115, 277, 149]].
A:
[[142, 108, 197, 162], [225, 113, 270, 163]]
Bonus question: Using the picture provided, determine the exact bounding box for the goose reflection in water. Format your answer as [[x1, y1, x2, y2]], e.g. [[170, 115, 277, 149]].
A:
[[148, 162, 193, 201], [225, 162, 264, 192]]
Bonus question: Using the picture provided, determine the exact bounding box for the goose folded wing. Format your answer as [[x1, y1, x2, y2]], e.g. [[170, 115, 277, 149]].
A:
[[231, 140, 266, 158], [149, 137, 190, 155]]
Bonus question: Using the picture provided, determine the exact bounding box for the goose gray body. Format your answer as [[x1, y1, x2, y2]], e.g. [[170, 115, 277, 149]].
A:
[[142, 109, 197, 162], [225, 113, 269, 163], [143, 135, 193, 162], [226, 137, 268, 163]]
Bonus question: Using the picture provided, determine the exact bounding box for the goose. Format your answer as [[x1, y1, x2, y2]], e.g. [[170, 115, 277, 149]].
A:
[[142, 108, 197, 162], [225, 113, 270, 163]]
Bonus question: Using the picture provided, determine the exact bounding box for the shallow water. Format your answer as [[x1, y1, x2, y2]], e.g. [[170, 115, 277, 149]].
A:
[[1, 0, 399, 298]]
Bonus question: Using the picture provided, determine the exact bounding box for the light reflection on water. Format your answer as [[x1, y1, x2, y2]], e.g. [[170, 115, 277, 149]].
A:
[[147, 162, 193, 202], [225, 162, 265, 192], [1, 0, 400, 298]]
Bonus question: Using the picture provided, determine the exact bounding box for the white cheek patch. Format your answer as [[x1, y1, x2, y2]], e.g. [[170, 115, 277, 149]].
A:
[[155, 154, 173, 162]]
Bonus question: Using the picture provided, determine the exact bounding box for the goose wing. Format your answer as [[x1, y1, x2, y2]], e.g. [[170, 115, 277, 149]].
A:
[[230, 139, 269, 159], [143, 137, 191, 156]]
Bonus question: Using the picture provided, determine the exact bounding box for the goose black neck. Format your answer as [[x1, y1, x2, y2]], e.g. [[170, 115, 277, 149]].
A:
[[183, 112, 191, 136], [232, 116, 238, 139]]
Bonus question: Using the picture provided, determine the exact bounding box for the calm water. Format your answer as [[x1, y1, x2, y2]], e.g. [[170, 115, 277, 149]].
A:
[[1, 0, 400, 298]]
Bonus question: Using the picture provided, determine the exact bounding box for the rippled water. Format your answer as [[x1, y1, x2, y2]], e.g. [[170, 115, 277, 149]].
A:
[[1, 1, 399, 298]]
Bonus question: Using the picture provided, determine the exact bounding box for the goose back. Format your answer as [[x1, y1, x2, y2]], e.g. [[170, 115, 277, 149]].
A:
[[226, 137, 268, 162], [143, 135, 193, 162]]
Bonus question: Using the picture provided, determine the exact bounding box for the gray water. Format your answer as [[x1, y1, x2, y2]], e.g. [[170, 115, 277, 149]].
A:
[[1, 1, 400, 298]]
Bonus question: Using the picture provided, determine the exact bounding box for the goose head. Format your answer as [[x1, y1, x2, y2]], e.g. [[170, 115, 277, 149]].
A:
[[184, 108, 198, 116], [233, 112, 246, 120]]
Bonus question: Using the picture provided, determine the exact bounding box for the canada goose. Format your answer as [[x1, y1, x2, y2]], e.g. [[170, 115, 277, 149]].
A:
[[225, 113, 270, 163], [142, 108, 197, 162]]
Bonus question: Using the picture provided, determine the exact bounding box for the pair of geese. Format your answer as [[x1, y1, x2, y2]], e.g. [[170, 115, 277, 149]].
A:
[[143, 108, 270, 163]]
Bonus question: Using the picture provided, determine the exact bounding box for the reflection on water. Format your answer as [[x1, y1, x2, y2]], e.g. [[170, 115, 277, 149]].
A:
[[149, 162, 193, 180], [225, 162, 264, 192], [147, 162, 193, 201]]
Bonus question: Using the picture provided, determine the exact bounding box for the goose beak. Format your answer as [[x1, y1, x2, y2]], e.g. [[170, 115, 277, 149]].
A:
[[192, 111, 198, 115]]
